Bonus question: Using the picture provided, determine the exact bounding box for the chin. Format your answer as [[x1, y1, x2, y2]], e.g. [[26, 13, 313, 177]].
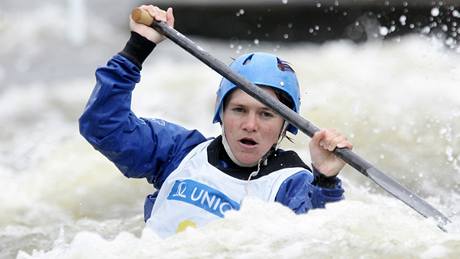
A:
[[236, 155, 259, 166]]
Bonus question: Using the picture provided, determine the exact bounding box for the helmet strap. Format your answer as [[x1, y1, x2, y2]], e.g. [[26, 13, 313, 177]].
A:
[[221, 125, 259, 167], [275, 121, 289, 149]]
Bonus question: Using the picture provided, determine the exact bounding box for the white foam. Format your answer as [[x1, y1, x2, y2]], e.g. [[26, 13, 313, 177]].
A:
[[1, 14, 460, 259]]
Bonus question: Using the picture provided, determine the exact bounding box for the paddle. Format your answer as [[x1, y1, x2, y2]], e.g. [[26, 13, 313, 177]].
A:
[[131, 8, 451, 231]]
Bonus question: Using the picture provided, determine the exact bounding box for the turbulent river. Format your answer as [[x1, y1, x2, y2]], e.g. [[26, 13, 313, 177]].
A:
[[1, 1, 460, 258]]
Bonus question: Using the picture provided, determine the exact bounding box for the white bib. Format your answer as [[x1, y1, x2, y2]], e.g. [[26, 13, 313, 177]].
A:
[[146, 140, 304, 238]]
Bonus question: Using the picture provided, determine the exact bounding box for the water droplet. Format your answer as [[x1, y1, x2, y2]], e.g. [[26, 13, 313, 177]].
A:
[[399, 15, 407, 25], [379, 26, 389, 36], [236, 9, 245, 16], [282, 0, 288, 4], [283, 34, 289, 39], [254, 39, 259, 45], [280, 81, 285, 86], [431, 7, 440, 17], [453, 10, 460, 18], [446, 37, 455, 46], [421, 26, 431, 34]]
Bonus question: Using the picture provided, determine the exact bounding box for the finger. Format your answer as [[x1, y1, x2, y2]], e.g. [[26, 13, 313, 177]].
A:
[[153, 6, 168, 22], [312, 130, 326, 146], [318, 130, 333, 151], [324, 129, 347, 151], [166, 7, 175, 27], [337, 139, 353, 149], [330, 132, 352, 149], [143, 5, 156, 20], [144, 5, 158, 21], [332, 134, 346, 145]]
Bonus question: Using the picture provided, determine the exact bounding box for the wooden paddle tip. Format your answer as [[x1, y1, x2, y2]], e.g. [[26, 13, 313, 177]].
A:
[[131, 8, 153, 26]]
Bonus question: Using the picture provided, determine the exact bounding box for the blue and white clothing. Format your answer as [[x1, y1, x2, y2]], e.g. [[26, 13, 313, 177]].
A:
[[79, 44, 344, 237], [147, 140, 308, 237]]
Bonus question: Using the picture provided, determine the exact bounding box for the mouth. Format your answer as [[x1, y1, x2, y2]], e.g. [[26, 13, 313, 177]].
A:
[[239, 137, 258, 146]]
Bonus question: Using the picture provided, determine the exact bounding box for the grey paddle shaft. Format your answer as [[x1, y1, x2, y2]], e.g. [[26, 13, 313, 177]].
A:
[[145, 18, 450, 231]]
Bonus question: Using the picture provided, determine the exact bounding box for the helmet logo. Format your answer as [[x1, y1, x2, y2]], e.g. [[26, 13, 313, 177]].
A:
[[277, 58, 294, 72], [242, 54, 254, 65]]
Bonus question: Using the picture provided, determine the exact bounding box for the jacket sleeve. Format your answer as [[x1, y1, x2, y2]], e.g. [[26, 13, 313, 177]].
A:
[[274, 170, 344, 214], [78, 54, 207, 188]]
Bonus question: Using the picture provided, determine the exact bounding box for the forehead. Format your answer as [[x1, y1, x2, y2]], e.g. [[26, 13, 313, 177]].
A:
[[227, 88, 277, 107]]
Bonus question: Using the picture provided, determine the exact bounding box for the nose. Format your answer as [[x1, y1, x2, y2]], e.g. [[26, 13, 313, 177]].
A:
[[242, 112, 258, 132]]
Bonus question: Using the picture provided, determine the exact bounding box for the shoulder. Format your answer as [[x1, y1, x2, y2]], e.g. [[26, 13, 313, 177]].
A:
[[146, 119, 208, 188]]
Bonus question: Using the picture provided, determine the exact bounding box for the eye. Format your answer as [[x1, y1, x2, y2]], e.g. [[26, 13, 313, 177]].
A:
[[261, 111, 275, 118], [231, 107, 245, 113]]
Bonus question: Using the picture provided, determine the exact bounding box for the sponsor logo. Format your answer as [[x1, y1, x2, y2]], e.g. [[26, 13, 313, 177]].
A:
[[167, 179, 240, 217]]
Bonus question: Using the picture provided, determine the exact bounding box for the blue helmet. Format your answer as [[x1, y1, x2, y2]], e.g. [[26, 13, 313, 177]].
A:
[[213, 52, 301, 134]]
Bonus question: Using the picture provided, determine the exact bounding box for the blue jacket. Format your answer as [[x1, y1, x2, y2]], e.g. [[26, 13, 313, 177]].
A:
[[79, 54, 344, 221]]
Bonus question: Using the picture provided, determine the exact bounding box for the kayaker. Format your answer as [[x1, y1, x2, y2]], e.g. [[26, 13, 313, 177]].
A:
[[79, 5, 353, 238]]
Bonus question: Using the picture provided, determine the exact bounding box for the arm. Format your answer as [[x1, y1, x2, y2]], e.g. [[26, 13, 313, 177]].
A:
[[276, 128, 351, 213], [79, 6, 207, 188], [275, 170, 344, 214], [79, 51, 206, 186]]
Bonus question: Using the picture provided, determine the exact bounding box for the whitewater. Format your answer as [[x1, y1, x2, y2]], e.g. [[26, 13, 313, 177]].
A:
[[1, 1, 460, 258]]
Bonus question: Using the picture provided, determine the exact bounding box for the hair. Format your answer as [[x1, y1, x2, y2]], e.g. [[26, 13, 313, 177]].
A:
[[223, 87, 293, 112]]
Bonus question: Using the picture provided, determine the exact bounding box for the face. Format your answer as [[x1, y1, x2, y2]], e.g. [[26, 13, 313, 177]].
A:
[[222, 88, 285, 166]]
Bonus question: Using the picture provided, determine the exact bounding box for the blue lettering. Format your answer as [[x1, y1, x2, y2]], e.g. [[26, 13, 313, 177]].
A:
[[219, 202, 232, 214], [191, 187, 202, 201], [202, 191, 216, 208], [213, 197, 221, 210], [167, 180, 240, 217]]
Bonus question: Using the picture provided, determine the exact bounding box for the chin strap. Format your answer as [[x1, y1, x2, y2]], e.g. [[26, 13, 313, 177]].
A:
[[247, 121, 289, 181], [221, 126, 258, 167]]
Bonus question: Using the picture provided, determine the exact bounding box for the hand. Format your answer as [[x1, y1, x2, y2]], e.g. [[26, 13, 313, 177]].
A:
[[129, 5, 175, 44], [309, 129, 353, 177]]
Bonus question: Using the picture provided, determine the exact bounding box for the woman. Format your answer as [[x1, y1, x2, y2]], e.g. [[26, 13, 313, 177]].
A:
[[79, 5, 352, 238]]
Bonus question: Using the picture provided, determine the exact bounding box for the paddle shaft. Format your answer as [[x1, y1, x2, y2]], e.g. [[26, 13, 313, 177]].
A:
[[131, 8, 451, 230]]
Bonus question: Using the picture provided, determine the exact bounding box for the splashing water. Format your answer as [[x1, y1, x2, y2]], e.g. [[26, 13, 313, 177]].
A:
[[1, 1, 460, 258]]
